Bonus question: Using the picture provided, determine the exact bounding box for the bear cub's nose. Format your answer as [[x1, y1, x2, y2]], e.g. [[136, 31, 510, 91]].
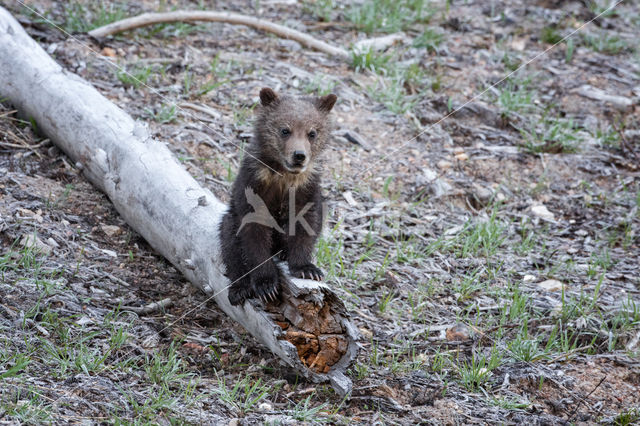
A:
[[292, 151, 307, 165]]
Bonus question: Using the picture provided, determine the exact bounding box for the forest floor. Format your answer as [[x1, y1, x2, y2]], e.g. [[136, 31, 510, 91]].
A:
[[1, 0, 640, 424]]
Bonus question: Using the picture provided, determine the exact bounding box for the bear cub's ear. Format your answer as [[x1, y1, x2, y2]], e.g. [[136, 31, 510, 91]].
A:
[[260, 88, 279, 107], [315, 94, 337, 113]]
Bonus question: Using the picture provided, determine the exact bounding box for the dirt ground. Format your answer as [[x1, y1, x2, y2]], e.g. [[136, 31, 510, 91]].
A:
[[1, 0, 639, 424]]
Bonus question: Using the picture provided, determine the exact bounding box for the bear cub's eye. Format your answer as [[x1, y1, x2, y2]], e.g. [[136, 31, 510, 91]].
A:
[[308, 130, 317, 140], [280, 128, 291, 137]]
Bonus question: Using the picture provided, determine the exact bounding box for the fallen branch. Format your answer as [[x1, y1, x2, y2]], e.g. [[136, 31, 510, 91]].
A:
[[0, 6, 357, 396], [88, 10, 350, 60]]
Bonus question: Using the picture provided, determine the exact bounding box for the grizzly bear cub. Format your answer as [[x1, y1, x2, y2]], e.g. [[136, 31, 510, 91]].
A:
[[220, 87, 337, 306]]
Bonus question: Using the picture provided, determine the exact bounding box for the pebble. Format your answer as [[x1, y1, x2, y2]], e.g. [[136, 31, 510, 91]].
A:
[[454, 152, 469, 161], [537, 279, 564, 292], [258, 402, 273, 411], [20, 234, 52, 255], [437, 160, 452, 170], [101, 224, 122, 237], [531, 204, 555, 221], [446, 324, 470, 341]]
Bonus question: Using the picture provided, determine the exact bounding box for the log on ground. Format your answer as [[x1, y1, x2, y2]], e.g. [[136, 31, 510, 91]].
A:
[[0, 6, 358, 396]]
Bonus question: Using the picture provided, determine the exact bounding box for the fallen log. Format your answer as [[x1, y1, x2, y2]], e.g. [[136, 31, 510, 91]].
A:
[[0, 6, 357, 396]]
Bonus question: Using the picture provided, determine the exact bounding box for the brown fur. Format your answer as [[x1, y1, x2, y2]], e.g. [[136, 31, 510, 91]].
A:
[[220, 88, 337, 305]]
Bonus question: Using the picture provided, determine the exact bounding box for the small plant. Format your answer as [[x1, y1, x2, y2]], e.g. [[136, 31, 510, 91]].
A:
[[351, 47, 392, 73], [232, 101, 257, 129], [458, 350, 500, 392], [62, 2, 128, 33], [378, 290, 396, 313], [212, 373, 272, 415], [0, 353, 31, 379], [582, 33, 628, 55], [413, 27, 445, 53], [490, 396, 531, 410], [144, 342, 191, 389], [145, 103, 177, 123], [520, 115, 580, 154], [365, 66, 428, 114], [315, 223, 346, 279], [183, 65, 193, 96], [289, 393, 331, 422], [454, 210, 507, 258], [613, 408, 640, 426], [303, 75, 337, 96], [347, 0, 435, 34], [454, 268, 487, 301], [496, 77, 536, 119], [540, 27, 563, 44], [586, 0, 619, 18], [304, 0, 336, 22], [502, 52, 521, 71], [195, 54, 233, 97], [508, 334, 549, 362], [565, 38, 574, 63], [116, 65, 153, 89]]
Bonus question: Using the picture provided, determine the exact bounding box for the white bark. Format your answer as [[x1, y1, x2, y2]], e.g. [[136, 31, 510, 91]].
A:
[[0, 7, 356, 395], [88, 10, 350, 60]]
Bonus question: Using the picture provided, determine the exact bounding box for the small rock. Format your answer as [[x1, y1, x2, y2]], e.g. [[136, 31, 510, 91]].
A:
[[453, 146, 465, 155], [101, 225, 122, 237], [437, 160, 452, 170], [430, 178, 453, 198], [523, 274, 536, 283], [471, 184, 493, 206], [531, 204, 555, 221], [511, 38, 526, 51], [101, 249, 118, 258], [258, 402, 273, 411], [101, 47, 117, 57], [454, 152, 469, 161], [538, 279, 564, 292], [46, 237, 59, 248], [75, 316, 94, 326], [20, 234, 52, 255], [342, 191, 358, 207], [446, 324, 470, 341], [341, 129, 373, 151], [359, 327, 373, 339]]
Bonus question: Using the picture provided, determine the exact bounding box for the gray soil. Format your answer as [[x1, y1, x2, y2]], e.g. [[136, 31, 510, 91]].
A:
[[1, 0, 639, 424]]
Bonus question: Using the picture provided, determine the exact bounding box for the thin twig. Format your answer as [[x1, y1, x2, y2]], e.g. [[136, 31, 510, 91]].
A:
[[122, 297, 173, 315]]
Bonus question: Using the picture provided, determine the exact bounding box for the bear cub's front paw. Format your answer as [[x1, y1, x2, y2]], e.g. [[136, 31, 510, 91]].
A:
[[251, 273, 280, 303], [290, 264, 324, 281]]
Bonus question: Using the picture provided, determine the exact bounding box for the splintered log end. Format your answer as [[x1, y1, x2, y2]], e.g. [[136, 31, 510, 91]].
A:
[[263, 273, 359, 396]]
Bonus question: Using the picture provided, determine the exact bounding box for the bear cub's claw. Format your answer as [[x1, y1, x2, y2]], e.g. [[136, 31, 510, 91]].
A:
[[252, 274, 280, 304], [290, 264, 324, 281], [228, 278, 254, 306]]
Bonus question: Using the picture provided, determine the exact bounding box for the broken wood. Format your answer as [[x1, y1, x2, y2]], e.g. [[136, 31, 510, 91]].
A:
[[88, 10, 350, 60], [0, 6, 357, 396]]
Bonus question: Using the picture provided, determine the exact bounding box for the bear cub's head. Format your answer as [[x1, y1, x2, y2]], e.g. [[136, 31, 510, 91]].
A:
[[254, 87, 337, 175]]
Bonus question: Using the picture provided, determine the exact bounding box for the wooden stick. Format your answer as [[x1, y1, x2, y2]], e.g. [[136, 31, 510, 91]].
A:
[[88, 10, 350, 60]]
